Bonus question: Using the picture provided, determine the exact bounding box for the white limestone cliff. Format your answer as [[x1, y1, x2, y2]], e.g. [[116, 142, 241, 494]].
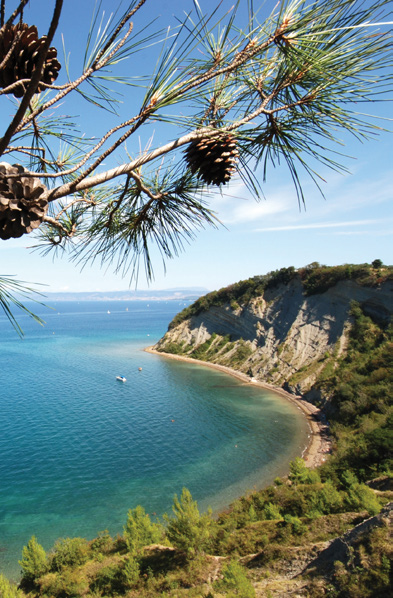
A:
[[154, 277, 393, 397]]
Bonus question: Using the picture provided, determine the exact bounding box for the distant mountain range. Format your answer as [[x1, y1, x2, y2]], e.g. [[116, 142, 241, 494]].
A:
[[42, 288, 209, 302]]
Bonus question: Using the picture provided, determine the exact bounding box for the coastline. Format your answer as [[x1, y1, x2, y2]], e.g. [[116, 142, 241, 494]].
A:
[[145, 346, 331, 470]]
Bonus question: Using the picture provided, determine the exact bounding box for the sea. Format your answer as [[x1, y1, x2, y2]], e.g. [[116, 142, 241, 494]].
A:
[[0, 300, 309, 580]]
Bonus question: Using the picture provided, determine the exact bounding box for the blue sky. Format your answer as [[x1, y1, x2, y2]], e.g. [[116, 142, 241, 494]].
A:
[[1, 0, 392, 294]]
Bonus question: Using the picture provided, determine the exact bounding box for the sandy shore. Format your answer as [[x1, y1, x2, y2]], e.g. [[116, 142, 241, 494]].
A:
[[145, 347, 331, 470]]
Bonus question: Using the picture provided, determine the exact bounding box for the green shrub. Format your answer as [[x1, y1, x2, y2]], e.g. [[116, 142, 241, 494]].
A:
[[19, 535, 48, 585], [164, 488, 214, 557], [122, 555, 140, 588], [283, 514, 307, 535], [231, 339, 253, 364], [0, 574, 23, 598], [289, 457, 318, 484], [40, 569, 88, 598], [340, 470, 359, 490], [214, 560, 255, 597], [248, 504, 257, 522], [372, 259, 383, 269], [90, 563, 125, 595], [124, 505, 163, 555], [317, 481, 344, 514], [89, 530, 113, 555], [344, 483, 381, 516], [90, 556, 140, 594], [161, 341, 185, 355], [262, 502, 282, 521], [50, 537, 89, 571]]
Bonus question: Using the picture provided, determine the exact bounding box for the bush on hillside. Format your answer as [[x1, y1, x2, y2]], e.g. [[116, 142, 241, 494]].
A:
[[50, 537, 89, 571], [19, 536, 48, 587]]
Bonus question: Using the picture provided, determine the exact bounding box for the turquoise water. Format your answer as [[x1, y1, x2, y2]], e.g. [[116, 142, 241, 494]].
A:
[[0, 301, 309, 580]]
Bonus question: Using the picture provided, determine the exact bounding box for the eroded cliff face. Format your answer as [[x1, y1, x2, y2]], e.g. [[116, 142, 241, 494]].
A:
[[154, 277, 393, 396]]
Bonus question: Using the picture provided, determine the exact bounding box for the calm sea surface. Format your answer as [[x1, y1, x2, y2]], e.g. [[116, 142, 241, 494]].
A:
[[0, 300, 308, 579]]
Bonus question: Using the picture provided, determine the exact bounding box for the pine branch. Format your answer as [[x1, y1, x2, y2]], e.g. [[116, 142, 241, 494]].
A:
[[0, 0, 392, 287], [0, 0, 64, 156], [0, 275, 47, 336]]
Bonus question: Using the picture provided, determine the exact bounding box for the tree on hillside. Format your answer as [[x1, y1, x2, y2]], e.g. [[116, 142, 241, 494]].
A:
[[0, 0, 392, 327], [164, 487, 214, 556], [18, 535, 48, 587], [372, 259, 384, 269], [124, 504, 163, 554]]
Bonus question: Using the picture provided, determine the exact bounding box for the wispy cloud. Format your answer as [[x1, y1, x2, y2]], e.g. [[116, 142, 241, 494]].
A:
[[332, 229, 393, 237], [255, 219, 386, 232], [224, 198, 290, 224], [207, 163, 393, 231], [209, 179, 294, 224]]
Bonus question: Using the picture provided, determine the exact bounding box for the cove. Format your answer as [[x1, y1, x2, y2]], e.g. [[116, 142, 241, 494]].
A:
[[0, 301, 309, 580]]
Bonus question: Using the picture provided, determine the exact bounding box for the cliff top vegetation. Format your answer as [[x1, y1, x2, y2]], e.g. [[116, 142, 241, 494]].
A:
[[168, 261, 393, 329]]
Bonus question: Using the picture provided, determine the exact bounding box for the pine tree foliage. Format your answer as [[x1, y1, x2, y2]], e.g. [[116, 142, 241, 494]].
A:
[[163, 487, 213, 556], [124, 505, 163, 555], [0, 0, 391, 276], [0, 574, 23, 598], [0, 0, 392, 324], [0, 274, 46, 336], [18, 535, 48, 585]]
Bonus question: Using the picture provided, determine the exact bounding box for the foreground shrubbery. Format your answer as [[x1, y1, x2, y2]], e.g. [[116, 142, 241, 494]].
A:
[[12, 462, 390, 597]]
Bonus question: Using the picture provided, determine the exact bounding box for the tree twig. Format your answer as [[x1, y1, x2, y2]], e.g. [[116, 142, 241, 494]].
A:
[[5, 0, 29, 27], [0, 0, 64, 157], [16, 20, 135, 134]]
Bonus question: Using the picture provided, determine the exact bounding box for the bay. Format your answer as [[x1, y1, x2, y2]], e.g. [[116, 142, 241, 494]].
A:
[[0, 300, 309, 580]]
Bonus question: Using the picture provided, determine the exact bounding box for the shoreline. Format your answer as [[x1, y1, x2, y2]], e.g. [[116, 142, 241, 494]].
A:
[[145, 346, 331, 470]]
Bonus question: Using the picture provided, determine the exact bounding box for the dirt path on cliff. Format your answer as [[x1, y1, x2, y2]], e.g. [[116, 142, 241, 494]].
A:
[[144, 347, 331, 470]]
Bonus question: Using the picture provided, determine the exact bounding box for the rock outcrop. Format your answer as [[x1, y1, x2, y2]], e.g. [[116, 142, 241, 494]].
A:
[[154, 277, 393, 396], [301, 502, 393, 577]]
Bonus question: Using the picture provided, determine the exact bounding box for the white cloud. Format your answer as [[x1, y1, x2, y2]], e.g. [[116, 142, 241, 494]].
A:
[[255, 219, 386, 232], [224, 198, 290, 224], [207, 178, 295, 225], [332, 229, 393, 237]]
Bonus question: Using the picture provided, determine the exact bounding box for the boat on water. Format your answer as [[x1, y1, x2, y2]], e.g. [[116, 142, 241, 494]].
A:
[[116, 375, 127, 382]]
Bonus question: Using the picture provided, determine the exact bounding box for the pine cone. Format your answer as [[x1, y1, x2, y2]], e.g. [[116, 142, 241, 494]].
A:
[[0, 23, 61, 97], [0, 163, 48, 240], [184, 133, 239, 186]]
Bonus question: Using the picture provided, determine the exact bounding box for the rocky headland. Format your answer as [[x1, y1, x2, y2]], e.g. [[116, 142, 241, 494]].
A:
[[153, 272, 393, 400], [151, 266, 393, 469]]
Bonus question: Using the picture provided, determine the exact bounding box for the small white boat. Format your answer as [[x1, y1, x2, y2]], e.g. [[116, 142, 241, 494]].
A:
[[116, 375, 127, 382]]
